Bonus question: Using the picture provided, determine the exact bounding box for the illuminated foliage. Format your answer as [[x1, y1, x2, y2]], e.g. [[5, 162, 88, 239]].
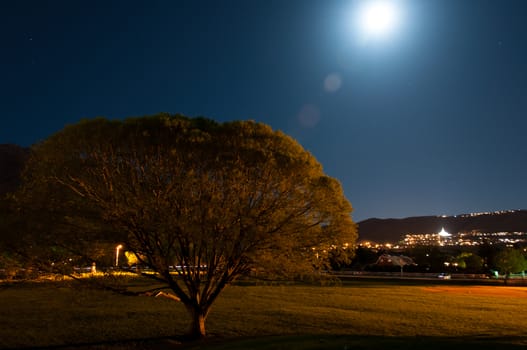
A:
[[493, 248, 527, 283], [22, 114, 356, 338]]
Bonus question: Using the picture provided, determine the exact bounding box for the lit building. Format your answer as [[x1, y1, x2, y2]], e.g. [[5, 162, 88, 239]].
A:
[[437, 227, 452, 246], [375, 254, 415, 267], [403, 229, 527, 248]]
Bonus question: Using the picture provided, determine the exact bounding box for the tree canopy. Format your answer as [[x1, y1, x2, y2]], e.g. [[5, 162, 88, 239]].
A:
[[19, 114, 357, 338], [493, 248, 527, 283]]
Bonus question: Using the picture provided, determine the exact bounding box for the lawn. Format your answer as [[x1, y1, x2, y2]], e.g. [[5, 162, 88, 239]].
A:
[[0, 279, 526, 349]]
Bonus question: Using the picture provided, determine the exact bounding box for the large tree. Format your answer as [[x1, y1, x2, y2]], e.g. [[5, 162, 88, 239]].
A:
[[20, 114, 356, 338]]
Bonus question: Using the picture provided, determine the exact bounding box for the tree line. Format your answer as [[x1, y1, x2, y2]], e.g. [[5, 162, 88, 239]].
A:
[[350, 244, 527, 282]]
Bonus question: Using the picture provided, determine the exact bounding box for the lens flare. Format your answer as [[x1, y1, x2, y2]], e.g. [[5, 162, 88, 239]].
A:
[[324, 73, 342, 93]]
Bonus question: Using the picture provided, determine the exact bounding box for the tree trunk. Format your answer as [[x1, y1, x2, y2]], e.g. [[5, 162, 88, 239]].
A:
[[186, 305, 208, 339]]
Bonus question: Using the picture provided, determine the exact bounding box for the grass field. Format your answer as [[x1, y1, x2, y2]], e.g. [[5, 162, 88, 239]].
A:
[[1, 279, 526, 349]]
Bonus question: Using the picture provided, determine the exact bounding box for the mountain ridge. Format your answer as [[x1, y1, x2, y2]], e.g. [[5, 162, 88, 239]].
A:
[[358, 210, 527, 244]]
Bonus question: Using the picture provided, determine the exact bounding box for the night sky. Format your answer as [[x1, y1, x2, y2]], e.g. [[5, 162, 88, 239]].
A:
[[2, 0, 527, 221]]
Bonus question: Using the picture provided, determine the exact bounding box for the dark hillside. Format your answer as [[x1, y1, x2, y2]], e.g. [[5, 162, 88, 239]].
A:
[[358, 210, 527, 243]]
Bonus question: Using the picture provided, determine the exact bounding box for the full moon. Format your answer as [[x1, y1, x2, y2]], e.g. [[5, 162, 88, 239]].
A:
[[358, 0, 401, 39]]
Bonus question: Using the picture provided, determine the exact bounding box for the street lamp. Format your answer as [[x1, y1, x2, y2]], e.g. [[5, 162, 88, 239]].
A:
[[115, 244, 123, 267]]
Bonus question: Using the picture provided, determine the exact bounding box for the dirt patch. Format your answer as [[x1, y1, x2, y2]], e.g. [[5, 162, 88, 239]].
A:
[[422, 285, 527, 298]]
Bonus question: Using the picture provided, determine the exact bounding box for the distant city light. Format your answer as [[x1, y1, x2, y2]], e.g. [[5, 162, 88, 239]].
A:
[[402, 230, 527, 248]]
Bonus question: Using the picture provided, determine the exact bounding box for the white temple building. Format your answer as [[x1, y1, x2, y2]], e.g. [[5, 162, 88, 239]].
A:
[[438, 227, 451, 237], [438, 227, 452, 245]]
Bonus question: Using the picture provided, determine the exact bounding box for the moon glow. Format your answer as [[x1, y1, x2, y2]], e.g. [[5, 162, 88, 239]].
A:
[[358, 0, 400, 39]]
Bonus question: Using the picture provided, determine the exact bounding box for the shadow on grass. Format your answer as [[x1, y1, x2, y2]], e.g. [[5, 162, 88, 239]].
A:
[[20, 334, 526, 350], [180, 334, 527, 350]]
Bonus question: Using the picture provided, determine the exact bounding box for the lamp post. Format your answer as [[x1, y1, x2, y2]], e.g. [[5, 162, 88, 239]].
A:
[[115, 244, 123, 267]]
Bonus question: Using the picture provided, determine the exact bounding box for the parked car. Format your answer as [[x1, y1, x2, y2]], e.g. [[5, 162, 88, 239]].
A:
[[437, 273, 451, 279]]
